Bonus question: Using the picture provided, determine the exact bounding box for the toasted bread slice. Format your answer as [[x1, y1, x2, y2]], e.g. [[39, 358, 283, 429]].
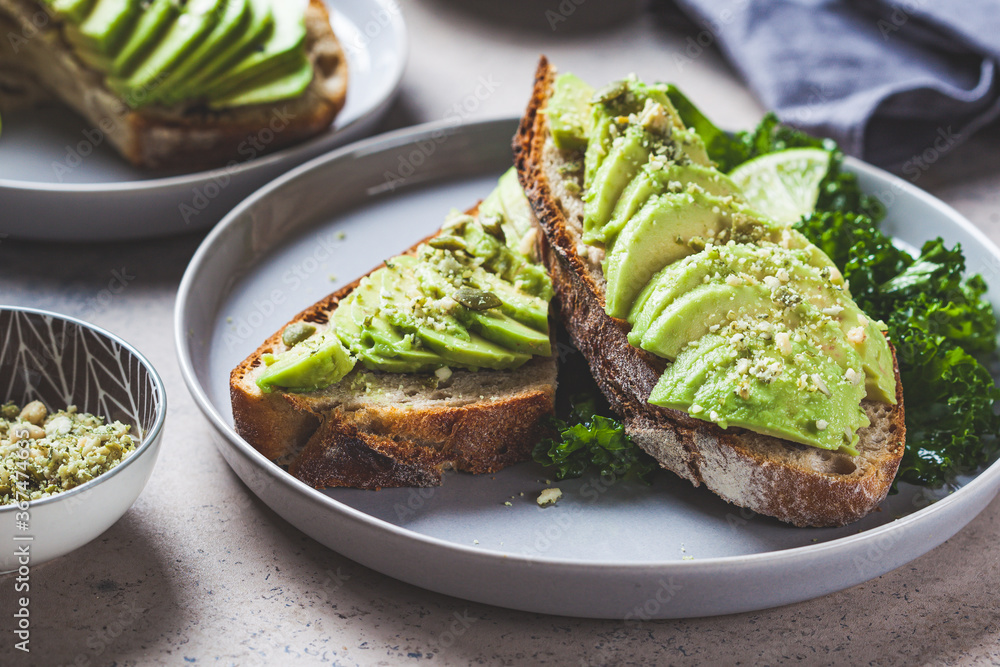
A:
[[513, 57, 905, 527], [0, 0, 347, 169], [230, 219, 557, 491]]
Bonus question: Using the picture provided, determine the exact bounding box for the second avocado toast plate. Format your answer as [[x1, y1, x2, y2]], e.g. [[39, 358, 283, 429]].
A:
[[175, 118, 1000, 619], [0, 0, 406, 241]]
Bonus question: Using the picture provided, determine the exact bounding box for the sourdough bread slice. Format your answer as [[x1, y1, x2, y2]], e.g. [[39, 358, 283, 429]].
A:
[[230, 227, 557, 491], [513, 57, 905, 527], [0, 0, 347, 169]]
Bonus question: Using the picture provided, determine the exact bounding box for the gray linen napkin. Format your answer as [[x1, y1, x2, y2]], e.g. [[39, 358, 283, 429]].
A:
[[668, 0, 1000, 169]]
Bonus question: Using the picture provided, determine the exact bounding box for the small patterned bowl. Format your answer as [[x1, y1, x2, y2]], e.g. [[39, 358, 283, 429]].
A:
[[0, 307, 166, 572]]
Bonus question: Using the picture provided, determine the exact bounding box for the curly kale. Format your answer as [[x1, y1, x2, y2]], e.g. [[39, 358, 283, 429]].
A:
[[532, 393, 657, 482]]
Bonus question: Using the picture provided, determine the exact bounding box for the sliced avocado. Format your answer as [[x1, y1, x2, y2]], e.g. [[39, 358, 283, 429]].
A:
[[209, 61, 313, 108], [413, 261, 550, 356], [349, 273, 448, 368], [466, 269, 549, 330], [111, 0, 180, 77], [595, 162, 743, 245], [109, 0, 224, 106], [333, 277, 444, 374], [637, 276, 891, 404], [462, 309, 552, 357], [65, 0, 141, 67], [165, 0, 274, 104], [583, 79, 709, 187], [583, 80, 668, 186], [444, 211, 552, 300], [546, 73, 594, 151], [628, 243, 836, 346], [648, 333, 868, 453], [603, 191, 732, 319], [495, 167, 537, 248], [256, 329, 355, 393], [419, 255, 548, 331], [583, 125, 653, 241], [149, 0, 252, 104], [381, 258, 530, 370], [43, 0, 97, 23], [639, 283, 796, 359], [204, 0, 307, 102]]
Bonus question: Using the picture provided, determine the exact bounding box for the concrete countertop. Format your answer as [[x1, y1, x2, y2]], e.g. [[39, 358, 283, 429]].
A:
[[3, 1, 1000, 664]]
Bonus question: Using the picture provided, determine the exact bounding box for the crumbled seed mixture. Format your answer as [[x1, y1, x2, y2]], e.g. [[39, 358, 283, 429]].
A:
[[0, 401, 136, 505]]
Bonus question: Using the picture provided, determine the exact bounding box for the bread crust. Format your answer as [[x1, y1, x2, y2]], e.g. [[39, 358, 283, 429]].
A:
[[514, 56, 906, 527], [231, 225, 557, 490], [0, 0, 347, 169]]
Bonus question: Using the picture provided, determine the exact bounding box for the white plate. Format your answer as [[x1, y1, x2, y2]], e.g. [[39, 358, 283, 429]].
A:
[[0, 0, 407, 241], [175, 118, 1000, 619]]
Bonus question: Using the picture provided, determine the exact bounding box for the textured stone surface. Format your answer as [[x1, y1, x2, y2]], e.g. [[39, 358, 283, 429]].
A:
[[3, 1, 1000, 664]]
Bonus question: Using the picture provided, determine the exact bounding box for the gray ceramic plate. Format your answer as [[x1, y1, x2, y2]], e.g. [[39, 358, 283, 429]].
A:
[[175, 118, 1000, 619], [0, 0, 406, 242]]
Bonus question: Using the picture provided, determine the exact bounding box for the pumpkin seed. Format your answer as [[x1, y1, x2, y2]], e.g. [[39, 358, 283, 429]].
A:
[[453, 288, 502, 311], [282, 322, 317, 348], [592, 80, 628, 105], [429, 235, 467, 252]]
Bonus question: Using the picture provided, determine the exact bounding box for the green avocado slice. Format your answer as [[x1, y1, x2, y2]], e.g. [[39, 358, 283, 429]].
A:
[[205, 0, 307, 102], [163, 0, 274, 104], [146, 0, 252, 104], [350, 273, 448, 368], [411, 260, 551, 357], [108, 0, 224, 107], [111, 0, 180, 77], [381, 258, 530, 370], [208, 61, 314, 109], [547, 73, 594, 151], [649, 333, 868, 454], [628, 243, 837, 344], [65, 0, 141, 68], [42, 0, 97, 23], [256, 329, 355, 393], [583, 125, 653, 242], [595, 162, 743, 245], [603, 190, 734, 319]]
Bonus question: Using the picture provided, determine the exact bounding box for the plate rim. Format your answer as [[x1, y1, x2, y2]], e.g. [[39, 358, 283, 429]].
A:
[[0, 0, 408, 194], [174, 116, 1000, 574]]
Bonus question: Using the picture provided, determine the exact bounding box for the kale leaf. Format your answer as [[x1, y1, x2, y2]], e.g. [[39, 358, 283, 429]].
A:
[[532, 393, 657, 482]]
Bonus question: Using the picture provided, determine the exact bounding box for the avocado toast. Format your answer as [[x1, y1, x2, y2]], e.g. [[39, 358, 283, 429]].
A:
[[230, 171, 558, 490], [515, 58, 906, 527], [0, 0, 347, 169]]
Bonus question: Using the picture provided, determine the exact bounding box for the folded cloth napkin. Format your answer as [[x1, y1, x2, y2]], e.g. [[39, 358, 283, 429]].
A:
[[667, 0, 1000, 169]]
